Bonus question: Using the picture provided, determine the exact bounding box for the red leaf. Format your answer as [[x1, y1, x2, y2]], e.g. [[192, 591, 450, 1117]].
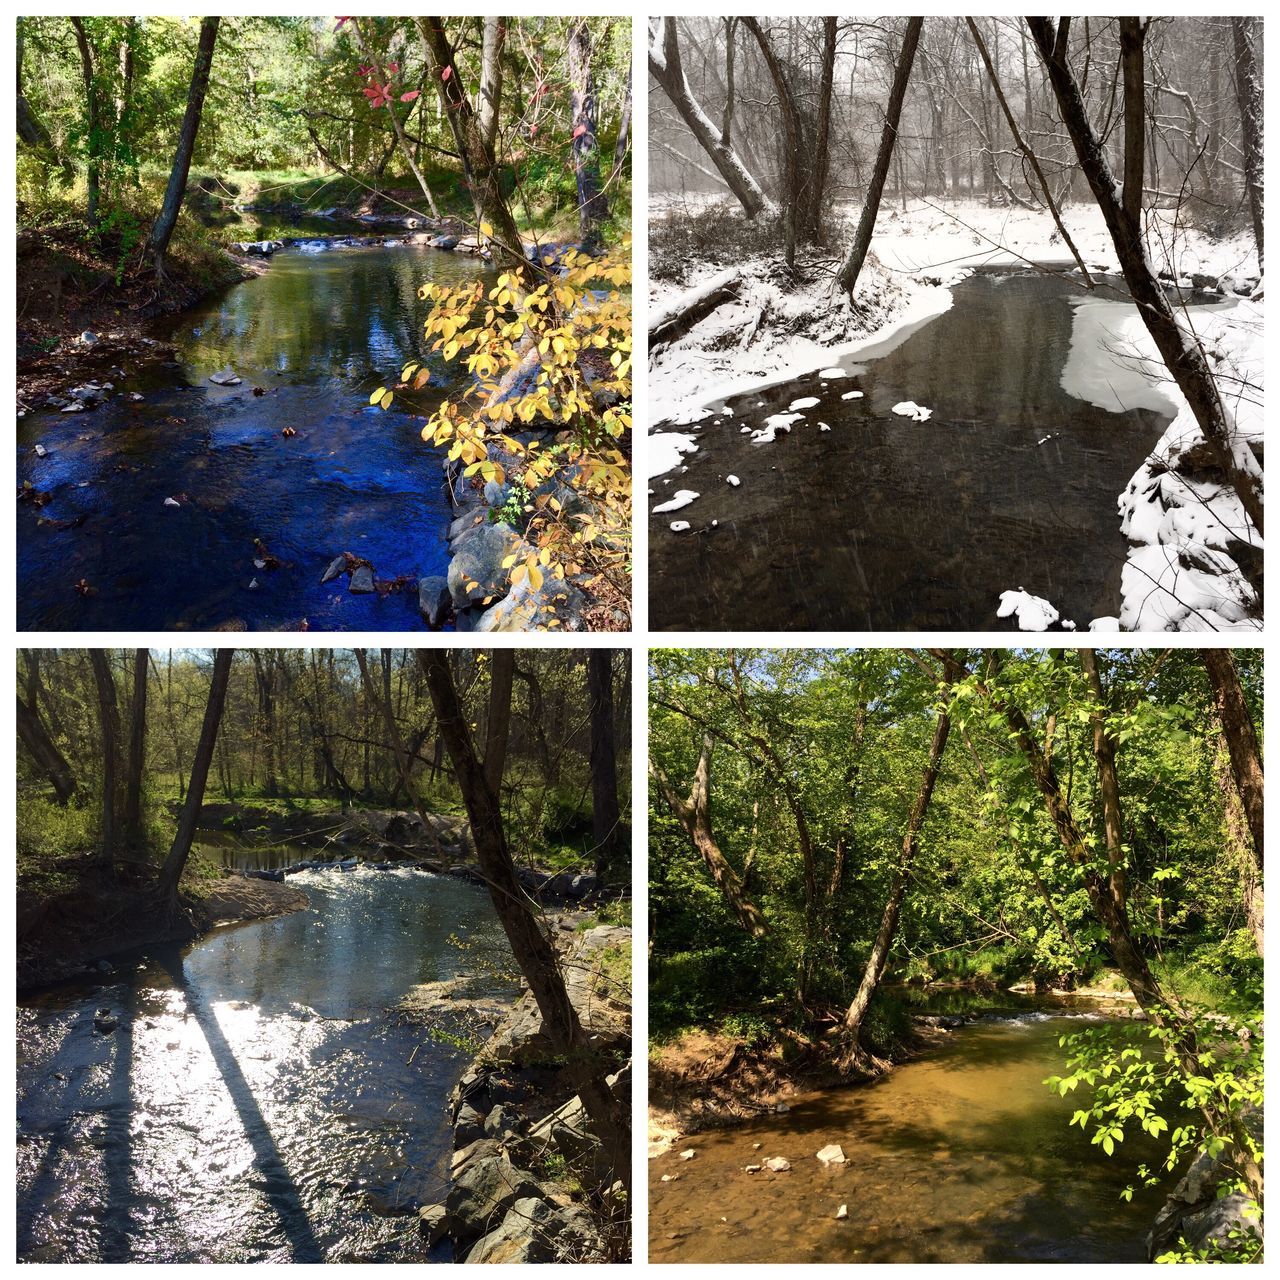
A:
[[334, 16, 350, 28], [386, 61, 399, 73], [441, 65, 452, 80], [572, 123, 588, 139], [400, 90, 420, 102]]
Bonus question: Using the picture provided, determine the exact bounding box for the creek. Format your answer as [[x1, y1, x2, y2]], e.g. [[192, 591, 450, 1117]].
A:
[[16, 863, 514, 1262], [649, 996, 1165, 1263], [18, 233, 494, 631]]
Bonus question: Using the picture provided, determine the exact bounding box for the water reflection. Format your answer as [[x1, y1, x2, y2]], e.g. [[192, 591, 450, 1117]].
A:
[[17, 868, 514, 1262]]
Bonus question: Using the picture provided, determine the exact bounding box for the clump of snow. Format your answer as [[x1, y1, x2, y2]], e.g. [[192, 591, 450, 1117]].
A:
[[892, 401, 932, 422], [1089, 617, 1121, 632], [818, 367, 847, 378], [819, 423, 831, 432], [998, 589, 1060, 631], [652, 489, 699, 513], [648, 432, 699, 479], [669, 520, 691, 532], [751, 412, 804, 444], [788, 396, 820, 411], [841, 390, 864, 401], [726, 475, 741, 487]]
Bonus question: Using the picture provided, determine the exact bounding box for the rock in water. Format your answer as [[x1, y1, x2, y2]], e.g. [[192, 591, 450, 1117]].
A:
[[836, 1204, 848, 1220], [763, 1157, 791, 1172], [679, 1149, 696, 1161], [816, 1143, 846, 1166], [418, 575, 451, 628], [320, 555, 347, 584], [209, 367, 242, 386], [349, 565, 375, 594], [93, 1010, 118, 1034]]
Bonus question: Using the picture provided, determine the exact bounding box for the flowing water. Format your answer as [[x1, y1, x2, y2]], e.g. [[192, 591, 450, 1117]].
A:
[[649, 1004, 1164, 1264], [16, 867, 515, 1262], [18, 238, 495, 631], [649, 269, 1226, 631]]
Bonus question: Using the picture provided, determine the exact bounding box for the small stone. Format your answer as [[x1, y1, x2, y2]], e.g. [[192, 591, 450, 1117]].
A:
[[209, 367, 242, 386], [128, 392, 144, 402], [774, 1103, 790, 1114], [248, 578, 259, 591], [34, 444, 47, 458], [744, 1164, 762, 1173], [836, 1204, 848, 1220], [660, 1173, 678, 1182], [164, 497, 181, 508], [679, 1149, 696, 1161], [763, 1157, 791, 1172], [816, 1144, 846, 1166], [78, 330, 99, 346], [349, 565, 375, 594], [61, 402, 87, 414], [753, 1143, 762, 1150], [320, 555, 347, 584]]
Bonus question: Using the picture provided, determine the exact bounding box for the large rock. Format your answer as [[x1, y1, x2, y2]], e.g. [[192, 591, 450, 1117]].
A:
[[473, 575, 587, 633], [418, 575, 451, 628], [466, 1197, 606, 1264], [446, 1139, 542, 1245], [448, 523, 524, 609]]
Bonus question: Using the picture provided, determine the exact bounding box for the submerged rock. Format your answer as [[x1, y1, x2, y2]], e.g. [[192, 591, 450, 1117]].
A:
[[816, 1143, 846, 1166], [209, 367, 242, 386], [348, 565, 375, 594], [320, 555, 347, 584], [418, 575, 451, 628]]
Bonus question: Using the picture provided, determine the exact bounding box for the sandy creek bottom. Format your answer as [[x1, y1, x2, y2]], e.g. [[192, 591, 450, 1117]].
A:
[[649, 1009, 1166, 1263]]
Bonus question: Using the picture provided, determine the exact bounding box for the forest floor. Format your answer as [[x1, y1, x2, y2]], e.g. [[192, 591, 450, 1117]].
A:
[[649, 195, 1263, 633]]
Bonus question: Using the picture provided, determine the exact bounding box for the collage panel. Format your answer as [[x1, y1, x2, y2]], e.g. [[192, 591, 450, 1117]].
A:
[[648, 646, 1263, 1263], [647, 16, 1262, 635], [16, 647, 632, 1262], [17, 15, 632, 635]]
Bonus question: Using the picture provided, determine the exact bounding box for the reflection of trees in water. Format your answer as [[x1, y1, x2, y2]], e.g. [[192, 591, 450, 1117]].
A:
[[183, 250, 496, 381]]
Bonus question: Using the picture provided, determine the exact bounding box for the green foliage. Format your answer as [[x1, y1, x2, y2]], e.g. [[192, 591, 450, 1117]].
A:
[[17, 796, 98, 864]]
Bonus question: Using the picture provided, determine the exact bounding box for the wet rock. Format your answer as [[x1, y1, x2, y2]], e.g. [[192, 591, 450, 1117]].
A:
[[428, 234, 460, 250], [468, 1197, 606, 1264], [816, 1143, 846, 1166], [33, 444, 47, 458], [419, 1203, 448, 1246], [447, 522, 524, 609], [349, 565, 375, 594], [473, 574, 587, 633], [68, 384, 104, 405], [61, 402, 88, 413], [93, 1010, 118, 1034], [320, 555, 347, 584], [127, 392, 144, 402], [446, 1139, 542, 1245], [418, 575, 451, 628], [455, 1102, 485, 1148], [679, 1149, 696, 1161], [484, 1103, 521, 1141], [209, 367, 242, 386], [763, 1157, 791, 1172]]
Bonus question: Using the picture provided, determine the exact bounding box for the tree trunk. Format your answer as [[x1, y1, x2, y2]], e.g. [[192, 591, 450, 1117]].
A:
[[611, 64, 632, 184], [1231, 17, 1264, 268], [416, 17, 524, 268], [807, 18, 838, 241], [89, 650, 122, 867], [743, 18, 802, 269], [1118, 18, 1146, 229], [158, 650, 233, 904], [17, 20, 72, 178], [419, 651, 631, 1196], [650, 734, 768, 937], [1079, 651, 1130, 913], [838, 17, 924, 294], [17, 696, 78, 804], [69, 18, 100, 224], [123, 648, 149, 847], [587, 651, 621, 885], [567, 19, 609, 245], [1026, 18, 1263, 537], [648, 18, 774, 220], [842, 698, 951, 1054], [146, 17, 220, 268]]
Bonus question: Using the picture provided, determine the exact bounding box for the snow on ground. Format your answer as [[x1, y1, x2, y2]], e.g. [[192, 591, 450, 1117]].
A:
[[652, 489, 699, 514], [648, 431, 700, 479], [891, 401, 932, 422]]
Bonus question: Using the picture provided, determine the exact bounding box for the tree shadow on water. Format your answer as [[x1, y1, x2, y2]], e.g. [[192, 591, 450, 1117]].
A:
[[154, 952, 324, 1263]]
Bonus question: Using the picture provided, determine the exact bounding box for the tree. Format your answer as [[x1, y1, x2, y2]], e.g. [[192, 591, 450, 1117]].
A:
[[1118, 18, 1147, 229], [17, 20, 71, 179], [420, 649, 631, 1192], [146, 16, 220, 271], [89, 650, 122, 868], [742, 19, 802, 269], [648, 18, 774, 221], [1231, 17, 1264, 268], [837, 17, 924, 294], [587, 651, 621, 884], [567, 20, 609, 245], [1026, 17, 1263, 538], [16, 694, 78, 804], [123, 648, 149, 847], [158, 650, 233, 904], [69, 18, 103, 223]]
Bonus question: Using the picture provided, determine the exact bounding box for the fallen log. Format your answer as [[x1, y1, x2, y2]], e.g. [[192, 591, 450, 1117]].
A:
[[650, 268, 742, 350]]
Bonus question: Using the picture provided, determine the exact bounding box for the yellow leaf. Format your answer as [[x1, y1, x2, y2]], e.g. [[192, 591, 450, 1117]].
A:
[[528, 563, 543, 591], [380, 391, 394, 410], [480, 221, 494, 238], [369, 387, 387, 406]]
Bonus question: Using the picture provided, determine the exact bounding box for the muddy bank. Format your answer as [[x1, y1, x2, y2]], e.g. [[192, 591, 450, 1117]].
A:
[[411, 920, 633, 1261], [16, 862, 307, 993]]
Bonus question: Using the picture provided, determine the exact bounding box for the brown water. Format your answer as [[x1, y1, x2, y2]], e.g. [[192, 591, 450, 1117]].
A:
[[649, 1010, 1164, 1263]]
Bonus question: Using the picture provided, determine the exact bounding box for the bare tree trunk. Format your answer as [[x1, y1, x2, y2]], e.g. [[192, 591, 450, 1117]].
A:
[[567, 19, 609, 245], [416, 17, 523, 267], [159, 650, 233, 904], [611, 64, 631, 184], [807, 18, 838, 241], [838, 17, 924, 294], [146, 17, 220, 269], [17, 696, 78, 804], [1118, 18, 1146, 229], [650, 733, 768, 937], [648, 18, 774, 220], [350, 18, 440, 217], [743, 18, 801, 269], [1026, 18, 1263, 537], [842, 697, 951, 1055], [587, 651, 621, 885], [1231, 17, 1264, 267], [123, 648, 149, 847], [90, 650, 122, 868], [420, 651, 631, 1196]]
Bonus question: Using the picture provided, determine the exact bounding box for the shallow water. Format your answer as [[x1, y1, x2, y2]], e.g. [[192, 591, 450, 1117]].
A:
[[16, 868, 514, 1262], [18, 242, 493, 631], [649, 270, 1224, 631], [649, 1008, 1164, 1264]]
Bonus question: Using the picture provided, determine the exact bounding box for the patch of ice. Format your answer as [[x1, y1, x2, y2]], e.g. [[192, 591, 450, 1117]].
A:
[[652, 489, 699, 513], [892, 400, 932, 422], [647, 431, 699, 479], [997, 589, 1060, 631]]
